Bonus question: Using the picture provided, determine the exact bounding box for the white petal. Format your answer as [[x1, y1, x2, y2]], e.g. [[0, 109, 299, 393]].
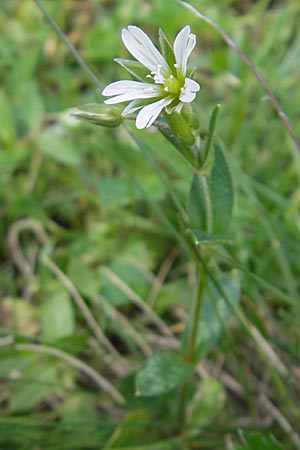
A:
[[179, 77, 200, 103], [179, 90, 197, 103], [122, 100, 145, 115], [136, 97, 173, 129], [102, 80, 161, 104], [122, 26, 169, 74], [173, 25, 196, 75], [184, 78, 200, 92]]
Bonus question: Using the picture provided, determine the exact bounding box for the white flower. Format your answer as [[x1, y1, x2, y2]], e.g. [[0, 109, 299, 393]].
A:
[[102, 25, 200, 129]]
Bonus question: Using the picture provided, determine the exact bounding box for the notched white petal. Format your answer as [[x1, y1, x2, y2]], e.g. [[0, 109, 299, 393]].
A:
[[122, 100, 146, 115], [136, 97, 173, 129], [102, 80, 161, 104], [184, 78, 200, 92], [173, 25, 196, 75], [122, 26, 169, 74], [179, 77, 200, 103]]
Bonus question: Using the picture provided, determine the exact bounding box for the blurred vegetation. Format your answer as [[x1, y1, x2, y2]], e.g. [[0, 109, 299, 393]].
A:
[[0, 0, 300, 449]]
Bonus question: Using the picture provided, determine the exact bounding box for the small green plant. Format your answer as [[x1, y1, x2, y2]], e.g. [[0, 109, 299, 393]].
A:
[[1, 0, 300, 449]]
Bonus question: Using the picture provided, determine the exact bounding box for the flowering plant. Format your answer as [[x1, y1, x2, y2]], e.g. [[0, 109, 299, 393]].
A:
[[72, 21, 235, 431], [102, 25, 200, 129]]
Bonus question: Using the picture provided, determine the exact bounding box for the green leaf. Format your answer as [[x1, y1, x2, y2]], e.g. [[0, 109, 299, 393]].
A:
[[191, 229, 232, 245], [115, 58, 150, 82], [233, 432, 284, 450], [9, 361, 57, 412], [197, 273, 240, 359], [38, 129, 82, 167], [189, 143, 234, 235], [0, 89, 15, 145], [83, 21, 119, 62], [103, 410, 149, 449], [135, 351, 193, 397], [183, 272, 240, 360], [40, 287, 75, 343], [188, 378, 226, 426], [67, 259, 102, 297]]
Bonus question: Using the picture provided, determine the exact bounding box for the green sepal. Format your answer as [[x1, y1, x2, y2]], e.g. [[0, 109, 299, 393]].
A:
[[198, 104, 221, 173], [166, 111, 195, 146], [114, 58, 150, 82], [160, 125, 199, 168], [158, 29, 176, 75]]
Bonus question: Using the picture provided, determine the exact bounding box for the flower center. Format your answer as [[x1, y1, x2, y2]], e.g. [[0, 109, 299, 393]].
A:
[[163, 75, 182, 96]]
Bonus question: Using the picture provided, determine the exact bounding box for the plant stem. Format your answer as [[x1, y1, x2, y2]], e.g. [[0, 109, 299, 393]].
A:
[[186, 264, 207, 362], [177, 257, 208, 425]]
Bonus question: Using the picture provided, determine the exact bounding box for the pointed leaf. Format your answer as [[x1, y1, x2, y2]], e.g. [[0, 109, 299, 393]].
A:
[[197, 272, 240, 359], [189, 143, 234, 235], [191, 229, 232, 245], [182, 272, 240, 360], [188, 379, 226, 426], [233, 432, 284, 450]]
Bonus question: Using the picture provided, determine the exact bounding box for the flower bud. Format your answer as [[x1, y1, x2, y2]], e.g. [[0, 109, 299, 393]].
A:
[[70, 103, 123, 127]]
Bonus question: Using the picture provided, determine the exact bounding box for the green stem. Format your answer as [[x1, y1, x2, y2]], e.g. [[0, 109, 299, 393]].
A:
[[177, 253, 208, 426], [186, 264, 207, 362]]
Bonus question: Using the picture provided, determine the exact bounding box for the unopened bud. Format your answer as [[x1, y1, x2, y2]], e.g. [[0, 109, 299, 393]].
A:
[[70, 103, 123, 127]]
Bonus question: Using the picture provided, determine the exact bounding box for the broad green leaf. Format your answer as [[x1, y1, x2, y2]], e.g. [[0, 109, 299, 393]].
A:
[[38, 129, 81, 167], [189, 143, 234, 235], [67, 259, 101, 297], [9, 362, 57, 412], [135, 351, 193, 397], [0, 350, 36, 378], [188, 378, 226, 426], [40, 288, 75, 343]]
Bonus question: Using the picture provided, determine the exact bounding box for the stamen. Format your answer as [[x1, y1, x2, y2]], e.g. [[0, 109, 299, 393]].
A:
[[169, 75, 174, 79], [164, 87, 169, 92], [174, 63, 178, 68]]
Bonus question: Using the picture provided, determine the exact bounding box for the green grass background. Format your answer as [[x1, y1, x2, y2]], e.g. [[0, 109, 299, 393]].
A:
[[1, 0, 300, 449]]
